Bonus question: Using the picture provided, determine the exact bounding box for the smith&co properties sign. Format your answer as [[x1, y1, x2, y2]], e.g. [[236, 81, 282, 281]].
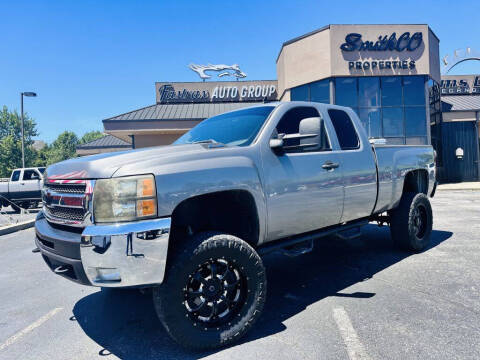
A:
[[340, 31, 423, 71], [156, 81, 278, 104]]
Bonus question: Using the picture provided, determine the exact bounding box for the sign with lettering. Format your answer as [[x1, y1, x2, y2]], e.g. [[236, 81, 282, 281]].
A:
[[441, 75, 480, 95], [156, 81, 278, 104], [339, 31, 425, 72], [340, 32, 423, 52]]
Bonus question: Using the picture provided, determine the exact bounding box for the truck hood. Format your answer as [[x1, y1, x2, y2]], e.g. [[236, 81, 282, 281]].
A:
[[45, 144, 209, 179]]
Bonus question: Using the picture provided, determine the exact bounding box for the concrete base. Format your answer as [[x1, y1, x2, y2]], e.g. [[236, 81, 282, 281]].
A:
[[0, 219, 35, 236]]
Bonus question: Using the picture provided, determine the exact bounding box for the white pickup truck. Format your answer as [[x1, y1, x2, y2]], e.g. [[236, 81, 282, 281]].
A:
[[0, 167, 45, 212]]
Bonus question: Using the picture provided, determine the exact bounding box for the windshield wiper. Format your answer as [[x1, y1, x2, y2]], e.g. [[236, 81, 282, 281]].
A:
[[190, 139, 226, 147]]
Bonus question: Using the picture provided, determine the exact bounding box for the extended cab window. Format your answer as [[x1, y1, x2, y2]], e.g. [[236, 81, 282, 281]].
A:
[[23, 169, 40, 180], [328, 109, 360, 150], [276, 106, 331, 152], [11, 171, 21, 182]]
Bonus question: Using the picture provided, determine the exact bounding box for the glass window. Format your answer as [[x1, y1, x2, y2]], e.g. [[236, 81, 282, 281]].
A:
[[403, 76, 425, 105], [276, 106, 321, 151], [174, 106, 274, 147], [382, 107, 404, 137], [22, 170, 40, 180], [358, 77, 380, 107], [11, 171, 21, 182], [381, 77, 402, 106], [335, 78, 357, 107], [310, 80, 330, 103], [328, 109, 360, 150], [290, 84, 309, 101], [405, 107, 427, 136], [359, 108, 382, 138]]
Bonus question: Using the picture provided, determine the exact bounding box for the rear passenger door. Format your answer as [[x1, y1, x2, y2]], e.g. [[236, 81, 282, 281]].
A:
[[326, 108, 377, 222]]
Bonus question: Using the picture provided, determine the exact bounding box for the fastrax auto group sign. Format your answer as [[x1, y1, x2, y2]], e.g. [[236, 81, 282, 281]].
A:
[[156, 81, 278, 104]]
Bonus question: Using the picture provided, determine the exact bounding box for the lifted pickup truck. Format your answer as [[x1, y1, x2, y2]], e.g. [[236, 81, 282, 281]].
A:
[[1, 167, 45, 212], [35, 102, 435, 349]]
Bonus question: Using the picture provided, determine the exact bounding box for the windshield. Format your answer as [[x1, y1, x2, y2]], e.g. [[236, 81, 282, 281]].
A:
[[174, 106, 275, 147]]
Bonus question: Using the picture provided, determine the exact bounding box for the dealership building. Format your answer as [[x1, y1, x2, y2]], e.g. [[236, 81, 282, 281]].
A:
[[98, 24, 479, 183]]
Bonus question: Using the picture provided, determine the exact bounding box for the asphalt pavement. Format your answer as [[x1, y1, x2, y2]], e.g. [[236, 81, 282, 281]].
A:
[[0, 191, 479, 360]]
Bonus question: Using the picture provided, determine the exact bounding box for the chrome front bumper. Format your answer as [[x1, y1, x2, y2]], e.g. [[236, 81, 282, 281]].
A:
[[36, 211, 171, 288]]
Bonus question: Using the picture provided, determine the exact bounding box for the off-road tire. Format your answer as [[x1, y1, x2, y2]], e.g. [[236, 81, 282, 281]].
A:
[[390, 192, 433, 252], [153, 232, 266, 350]]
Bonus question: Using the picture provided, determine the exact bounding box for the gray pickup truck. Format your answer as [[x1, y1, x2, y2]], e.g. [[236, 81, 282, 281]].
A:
[[35, 101, 436, 349]]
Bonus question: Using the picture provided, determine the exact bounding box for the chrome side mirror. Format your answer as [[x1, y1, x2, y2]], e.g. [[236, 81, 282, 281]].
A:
[[269, 138, 284, 149]]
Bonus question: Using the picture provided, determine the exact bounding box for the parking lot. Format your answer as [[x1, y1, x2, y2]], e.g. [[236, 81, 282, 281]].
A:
[[0, 190, 479, 360]]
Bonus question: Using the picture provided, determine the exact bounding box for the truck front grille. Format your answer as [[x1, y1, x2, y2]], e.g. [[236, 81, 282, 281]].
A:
[[42, 180, 93, 227]]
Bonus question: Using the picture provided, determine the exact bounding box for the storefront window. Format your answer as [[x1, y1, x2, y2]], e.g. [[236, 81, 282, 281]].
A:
[[381, 77, 402, 106], [335, 78, 357, 107], [403, 76, 426, 105], [359, 108, 381, 138], [310, 79, 329, 103], [358, 77, 380, 107], [291, 84, 309, 101], [291, 80, 330, 103], [405, 107, 427, 136], [382, 107, 404, 137]]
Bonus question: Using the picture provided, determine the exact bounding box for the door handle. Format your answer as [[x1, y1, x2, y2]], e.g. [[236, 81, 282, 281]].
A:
[[20, 183, 25, 185], [322, 161, 339, 170]]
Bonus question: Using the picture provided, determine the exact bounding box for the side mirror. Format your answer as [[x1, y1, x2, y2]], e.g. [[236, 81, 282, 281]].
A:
[[269, 138, 284, 149]]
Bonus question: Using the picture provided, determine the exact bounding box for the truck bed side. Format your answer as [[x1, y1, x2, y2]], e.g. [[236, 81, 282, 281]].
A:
[[373, 145, 435, 214]]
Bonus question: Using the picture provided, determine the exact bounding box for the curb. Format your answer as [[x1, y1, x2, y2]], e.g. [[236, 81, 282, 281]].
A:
[[437, 187, 480, 191], [0, 219, 35, 236]]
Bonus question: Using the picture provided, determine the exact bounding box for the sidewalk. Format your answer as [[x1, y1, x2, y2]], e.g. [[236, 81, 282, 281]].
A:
[[437, 182, 480, 191]]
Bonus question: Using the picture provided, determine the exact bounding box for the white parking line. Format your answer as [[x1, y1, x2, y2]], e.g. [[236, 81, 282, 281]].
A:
[[333, 307, 371, 360], [0, 307, 63, 352]]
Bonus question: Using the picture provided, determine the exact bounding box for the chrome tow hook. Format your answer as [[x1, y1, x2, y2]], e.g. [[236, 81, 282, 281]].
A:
[[54, 265, 69, 274]]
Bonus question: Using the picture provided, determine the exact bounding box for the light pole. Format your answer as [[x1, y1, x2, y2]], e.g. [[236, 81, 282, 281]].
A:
[[20, 92, 37, 168]]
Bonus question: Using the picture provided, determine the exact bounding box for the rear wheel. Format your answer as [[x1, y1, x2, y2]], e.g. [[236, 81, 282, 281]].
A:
[[153, 232, 266, 350], [390, 192, 433, 252]]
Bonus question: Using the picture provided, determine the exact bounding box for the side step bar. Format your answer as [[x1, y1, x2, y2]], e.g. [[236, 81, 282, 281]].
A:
[[257, 219, 369, 256]]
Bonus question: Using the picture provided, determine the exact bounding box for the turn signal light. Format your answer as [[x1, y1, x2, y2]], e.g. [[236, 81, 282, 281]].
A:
[[140, 177, 155, 197], [137, 199, 156, 217]]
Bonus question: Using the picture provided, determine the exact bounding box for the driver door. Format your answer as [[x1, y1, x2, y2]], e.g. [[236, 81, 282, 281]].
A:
[[262, 106, 344, 241]]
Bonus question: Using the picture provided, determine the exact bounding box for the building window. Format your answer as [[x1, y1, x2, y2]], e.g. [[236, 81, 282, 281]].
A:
[[335, 78, 357, 108], [382, 107, 404, 137], [290, 79, 329, 103], [290, 84, 309, 101], [310, 79, 329, 103], [381, 77, 402, 106], [403, 77, 426, 105], [405, 107, 427, 136], [359, 108, 382, 138]]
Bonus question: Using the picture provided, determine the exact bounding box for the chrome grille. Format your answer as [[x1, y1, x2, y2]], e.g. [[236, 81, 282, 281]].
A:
[[42, 180, 93, 227], [44, 206, 86, 221], [43, 183, 86, 194]]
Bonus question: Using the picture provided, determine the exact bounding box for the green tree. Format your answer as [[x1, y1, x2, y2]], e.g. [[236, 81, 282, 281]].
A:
[[0, 106, 38, 177], [45, 131, 79, 165], [80, 130, 104, 144]]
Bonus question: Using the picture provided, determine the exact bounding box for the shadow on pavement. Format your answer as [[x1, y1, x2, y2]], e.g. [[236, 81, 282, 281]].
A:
[[73, 225, 452, 359]]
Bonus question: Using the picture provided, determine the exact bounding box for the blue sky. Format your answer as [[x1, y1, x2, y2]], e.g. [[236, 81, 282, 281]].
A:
[[1, 0, 479, 143]]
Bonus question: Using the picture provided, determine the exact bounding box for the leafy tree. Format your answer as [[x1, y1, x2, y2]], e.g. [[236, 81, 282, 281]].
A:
[[80, 130, 104, 144], [45, 131, 79, 165], [0, 106, 38, 177]]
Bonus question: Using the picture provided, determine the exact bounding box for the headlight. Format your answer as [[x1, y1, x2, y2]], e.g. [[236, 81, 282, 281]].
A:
[[93, 174, 157, 223]]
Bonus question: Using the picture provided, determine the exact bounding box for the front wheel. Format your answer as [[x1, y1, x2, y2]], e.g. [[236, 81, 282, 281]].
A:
[[153, 232, 266, 350], [390, 192, 433, 252]]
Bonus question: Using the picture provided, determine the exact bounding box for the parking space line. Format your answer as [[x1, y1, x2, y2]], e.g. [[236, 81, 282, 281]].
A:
[[0, 307, 63, 352], [333, 307, 371, 360]]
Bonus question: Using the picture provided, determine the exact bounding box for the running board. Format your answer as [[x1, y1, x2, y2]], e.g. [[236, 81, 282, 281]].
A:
[[258, 219, 369, 256]]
